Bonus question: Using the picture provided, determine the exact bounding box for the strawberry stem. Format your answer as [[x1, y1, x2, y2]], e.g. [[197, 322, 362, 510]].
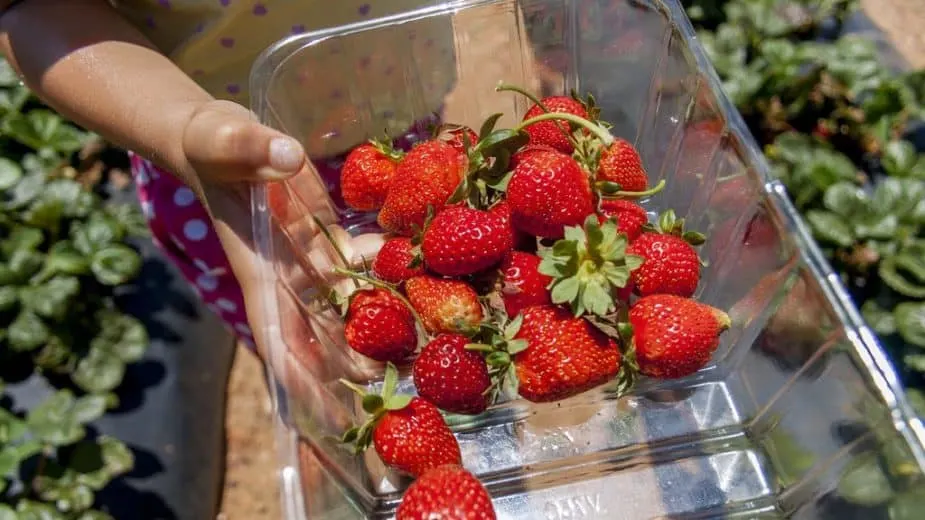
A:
[[600, 179, 667, 199], [495, 83, 552, 113], [332, 266, 425, 327], [311, 214, 360, 289], [515, 112, 615, 146]]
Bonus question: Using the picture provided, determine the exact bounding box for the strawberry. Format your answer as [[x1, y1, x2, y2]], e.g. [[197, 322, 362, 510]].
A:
[[598, 199, 649, 242], [521, 96, 589, 154], [596, 138, 648, 193], [405, 275, 483, 335], [422, 206, 512, 276], [507, 150, 594, 239], [266, 181, 291, 224], [435, 124, 479, 155], [372, 237, 423, 284], [509, 143, 562, 170], [413, 334, 491, 415], [396, 465, 496, 520], [627, 210, 705, 298], [513, 305, 621, 402], [378, 140, 466, 236], [343, 288, 417, 362], [341, 142, 402, 211], [340, 364, 462, 477], [498, 252, 551, 318], [488, 199, 533, 252], [538, 215, 643, 317], [628, 294, 731, 379]]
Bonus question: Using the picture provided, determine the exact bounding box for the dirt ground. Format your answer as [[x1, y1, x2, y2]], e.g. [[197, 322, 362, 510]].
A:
[[214, 2, 925, 519]]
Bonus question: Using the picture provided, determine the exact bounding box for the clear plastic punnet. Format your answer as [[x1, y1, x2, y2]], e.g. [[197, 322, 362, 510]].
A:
[[247, 1, 925, 518]]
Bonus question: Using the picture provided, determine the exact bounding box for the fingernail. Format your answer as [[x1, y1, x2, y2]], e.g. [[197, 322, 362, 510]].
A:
[[269, 137, 304, 173]]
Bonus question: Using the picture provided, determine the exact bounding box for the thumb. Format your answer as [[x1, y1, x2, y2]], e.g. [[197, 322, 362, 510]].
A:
[[182, 100, 308, 184]]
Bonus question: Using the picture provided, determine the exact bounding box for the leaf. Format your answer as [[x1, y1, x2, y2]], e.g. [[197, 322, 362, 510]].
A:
[[44, 242, 91, 276], [0, 408, 28, 444], [26, 390, 86, 446], [0, 504, 15, 520], [880, 255, 925, 299], [0, 438, 41, 475], [890, 490, 925, 520], [0, 158, 22, 190], [2, 226, 44, 256], [882, 140, 918, 177], [1, 170, 45, 210], [6, 249, 44, 282], [90, 245, 142, 286], [862, 300, 896, 336], [90, 311, 148, 363], [7, 310, 50, 352], [836, 453, 895, 506], [19, 276, 80, 321], [15, 499, 68, 520], [895, 303, 925, 348], [68, 436, 134, 490], [71, 212, 125, 255], [72, 346, 126, 394], [805, 210, 854, 247], [823, 182, 868, 217]]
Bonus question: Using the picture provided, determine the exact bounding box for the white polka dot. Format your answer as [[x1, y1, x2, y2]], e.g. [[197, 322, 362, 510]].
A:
[[216, 298, 237, 312], [196, 273, 218, 291], [141, 200, 154, 219], [234, 323, 253, 336], [207, 303, 221, 315], [173, 187, 196, 207], [136, 169, 149, 186], [183, 219, 208, 241]]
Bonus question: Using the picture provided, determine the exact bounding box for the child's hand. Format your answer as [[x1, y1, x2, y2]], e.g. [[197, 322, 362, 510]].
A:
[[180, 99, 309, 187]]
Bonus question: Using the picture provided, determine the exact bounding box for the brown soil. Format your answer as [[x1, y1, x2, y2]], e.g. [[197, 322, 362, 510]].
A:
[[216, 344, 282, 520], [215, 3, 925, 518]]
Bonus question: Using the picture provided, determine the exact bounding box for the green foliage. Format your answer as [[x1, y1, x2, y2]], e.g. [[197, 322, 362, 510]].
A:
[[686, 0, 925, 511], [0, 58, 146, 518]]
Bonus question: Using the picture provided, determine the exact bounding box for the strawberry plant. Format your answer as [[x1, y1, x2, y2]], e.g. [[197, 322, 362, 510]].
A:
[[1, 58, 147, 518], [685, 0, 925, 514], [685, 0, 925, 390]]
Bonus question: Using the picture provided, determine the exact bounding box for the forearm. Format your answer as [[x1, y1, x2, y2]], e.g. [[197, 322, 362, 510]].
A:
[[0, 0, 212, 182]]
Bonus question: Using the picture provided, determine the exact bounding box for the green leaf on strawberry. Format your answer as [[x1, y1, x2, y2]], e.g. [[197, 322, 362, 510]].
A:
[[337, 363, 413, 455], [539, 215, 643, 318]]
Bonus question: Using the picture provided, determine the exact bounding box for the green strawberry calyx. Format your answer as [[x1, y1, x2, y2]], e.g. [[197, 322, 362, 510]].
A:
[[368, 133, 406, 162], [586, 313, 640, 396], [538, 215, 644, 318], [645, 209, 707, 246], [337, 363, 413, 455], [464, 313, 528, 404], [447, 113, 530, 210]]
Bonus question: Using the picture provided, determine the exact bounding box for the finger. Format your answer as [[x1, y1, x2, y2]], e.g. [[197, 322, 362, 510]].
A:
[[183, 100, 307, 184]]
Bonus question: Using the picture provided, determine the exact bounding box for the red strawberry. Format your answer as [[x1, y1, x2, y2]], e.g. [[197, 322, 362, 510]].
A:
[[513, 305, 621, 402], [373, 397, 462, 476], [597, 138, 648, 193], [396, 465, 496, 520], [488, 200, 533, 252], [341, 364, 462, 477], [627, 233, 701, 298], [521, 96, 589, 154], [436, 124, 479, 155], [598, 199, 649, 242], [628, 294, 731, 379], [372, 237, 423, 284], [266, 181, 291, 223], [626, 210, 705, 298], [343, 289, 417, 362], [509, 143, 562, 170], [341, 143, 402, 211], [507, 150, 594, 239], [413, 334, 491, 415], [378, 140, 466, 236], [498, 252, 551, 318], [405, 275, 483, 335], [422, 206, 512, 276]]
